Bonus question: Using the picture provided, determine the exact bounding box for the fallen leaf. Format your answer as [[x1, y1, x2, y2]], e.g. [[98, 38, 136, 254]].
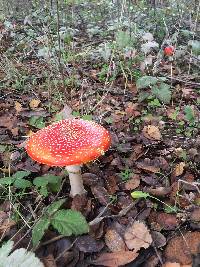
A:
[[14, 101, 23, 113], [75, 235, 104, 253], [164, 263, 192, 267], [105, 176, 119, 195], [0, 211, 16, 235], [190, 207, 200, 222], [29, 99, 41, 109], [42, 254, 57, 267], [124, 175, 140, 190], [91, 186, 110, 206], [105, 229, 126, 252], [146, 186, 171, 197], [164, 232, 200, 265], [124, 221, 152, 251], [151, 231, 166, 248], [136, 159, 160, 173], [173, 162, 185, 177], [92, 251, 138, 267], [149, 212, 179, 231], [127, 83, 138, 95], [143, 125, 161, 141]]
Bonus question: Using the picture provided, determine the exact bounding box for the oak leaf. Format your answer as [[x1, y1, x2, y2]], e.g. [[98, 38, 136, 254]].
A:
[[92, 251, 138, 267], [124, 221, 152, 251], [143, 125, 161, 141]]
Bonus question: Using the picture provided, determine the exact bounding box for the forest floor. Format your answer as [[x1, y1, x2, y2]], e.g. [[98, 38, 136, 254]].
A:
[[0, 10, 200, 267]]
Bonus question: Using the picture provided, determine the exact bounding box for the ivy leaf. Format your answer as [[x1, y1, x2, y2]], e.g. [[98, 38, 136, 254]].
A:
[[32, 216, 50, 248], [51, 209, 89, 236], [136, 76, 158, 89], [46, 199, 66, 216], [151, 83, 171, 104]]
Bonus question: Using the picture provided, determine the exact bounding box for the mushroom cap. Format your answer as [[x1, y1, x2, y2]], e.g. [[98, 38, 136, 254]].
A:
[[26, 118, 111, 166]]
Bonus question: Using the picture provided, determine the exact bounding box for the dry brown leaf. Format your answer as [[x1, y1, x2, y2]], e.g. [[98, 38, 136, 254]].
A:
[[105, 229, 126, 252], [143, 125, 161, 141], [0, 211, 15, 235], [14, 101, 23, 113], [42, 254, 57, 267], [124, 221, 152, 251], [124, 175, 140, 190], [164, 262, 192, 267], [29, 99, 41, 109], [164, 232, 200, 265], [136, 161, 160, 173], [173, 162, 185, 177], [92, 251, 138, 267]]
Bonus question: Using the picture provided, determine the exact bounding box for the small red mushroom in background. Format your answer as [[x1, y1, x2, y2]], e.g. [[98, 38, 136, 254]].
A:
[[26, 118, 111, 197], [164, 45, 175, 56]]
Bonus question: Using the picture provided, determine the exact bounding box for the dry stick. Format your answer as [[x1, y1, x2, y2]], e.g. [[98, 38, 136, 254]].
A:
[[89, 202, 135, 226], [55, 238, 77, 262]]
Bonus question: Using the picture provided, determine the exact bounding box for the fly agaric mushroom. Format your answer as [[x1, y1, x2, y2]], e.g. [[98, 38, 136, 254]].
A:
[[26, 118, 111, 197], [164, 45, 174, 56]]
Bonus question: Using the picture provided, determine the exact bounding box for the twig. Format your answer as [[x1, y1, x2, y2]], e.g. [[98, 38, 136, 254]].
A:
[[89, 202, 135, 226]]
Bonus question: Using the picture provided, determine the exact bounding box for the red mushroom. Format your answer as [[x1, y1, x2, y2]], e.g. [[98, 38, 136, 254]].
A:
[[26, 118, 111, 197], [164, 45, 174, 56]]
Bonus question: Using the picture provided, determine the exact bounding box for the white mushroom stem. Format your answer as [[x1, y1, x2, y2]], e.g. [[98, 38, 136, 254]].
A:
[[65, 165, 86, 197]]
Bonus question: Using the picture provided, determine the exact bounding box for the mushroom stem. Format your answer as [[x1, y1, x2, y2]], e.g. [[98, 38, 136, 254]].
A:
[[65, 165, 86, 197]]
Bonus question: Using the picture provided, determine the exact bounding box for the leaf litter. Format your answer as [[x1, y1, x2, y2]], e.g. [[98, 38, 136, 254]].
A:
[[0, 4, 200, 267]]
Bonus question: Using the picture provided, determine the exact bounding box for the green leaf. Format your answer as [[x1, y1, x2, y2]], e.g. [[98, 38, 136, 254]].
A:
[[136, 76, 158, 89], [39, 186, 48, 197], [0, 145, 7, 153], [29, 116, 45, 129], [184, 105, 195, 122], [46, 199, 66, 216], [188, 40, 200, 55], [0, 177, 15, 186], [32, 216, 50, 248], [115, 30, 133, 49], [151, 83, 171, 104], [33, 175, 62, 196], [82, 114, 93, 121], [14, 179, 32, 189], [51, 209, 89, 236], [12, 171, 31, 180], [33, 177, 49, 187], [131, 191, 150, 199], [164, 205, 179, 214]]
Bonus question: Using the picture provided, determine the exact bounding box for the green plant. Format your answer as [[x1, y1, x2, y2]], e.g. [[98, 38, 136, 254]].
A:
[[29, 116, 45, 129], [136, 76, 172, 104], [131, 190, 179, 213], [120, 168, 133, 182], [32, 199, 89, 248], [33, 175, 63, 197], [0, 171, 32, 189], [0, 171, 63, 197]]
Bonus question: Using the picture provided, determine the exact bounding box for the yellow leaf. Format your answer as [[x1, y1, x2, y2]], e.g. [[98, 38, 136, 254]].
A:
[[15, 101, 23, 113], [29, 99, 41, 109], [174, 162, 185, 177]]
